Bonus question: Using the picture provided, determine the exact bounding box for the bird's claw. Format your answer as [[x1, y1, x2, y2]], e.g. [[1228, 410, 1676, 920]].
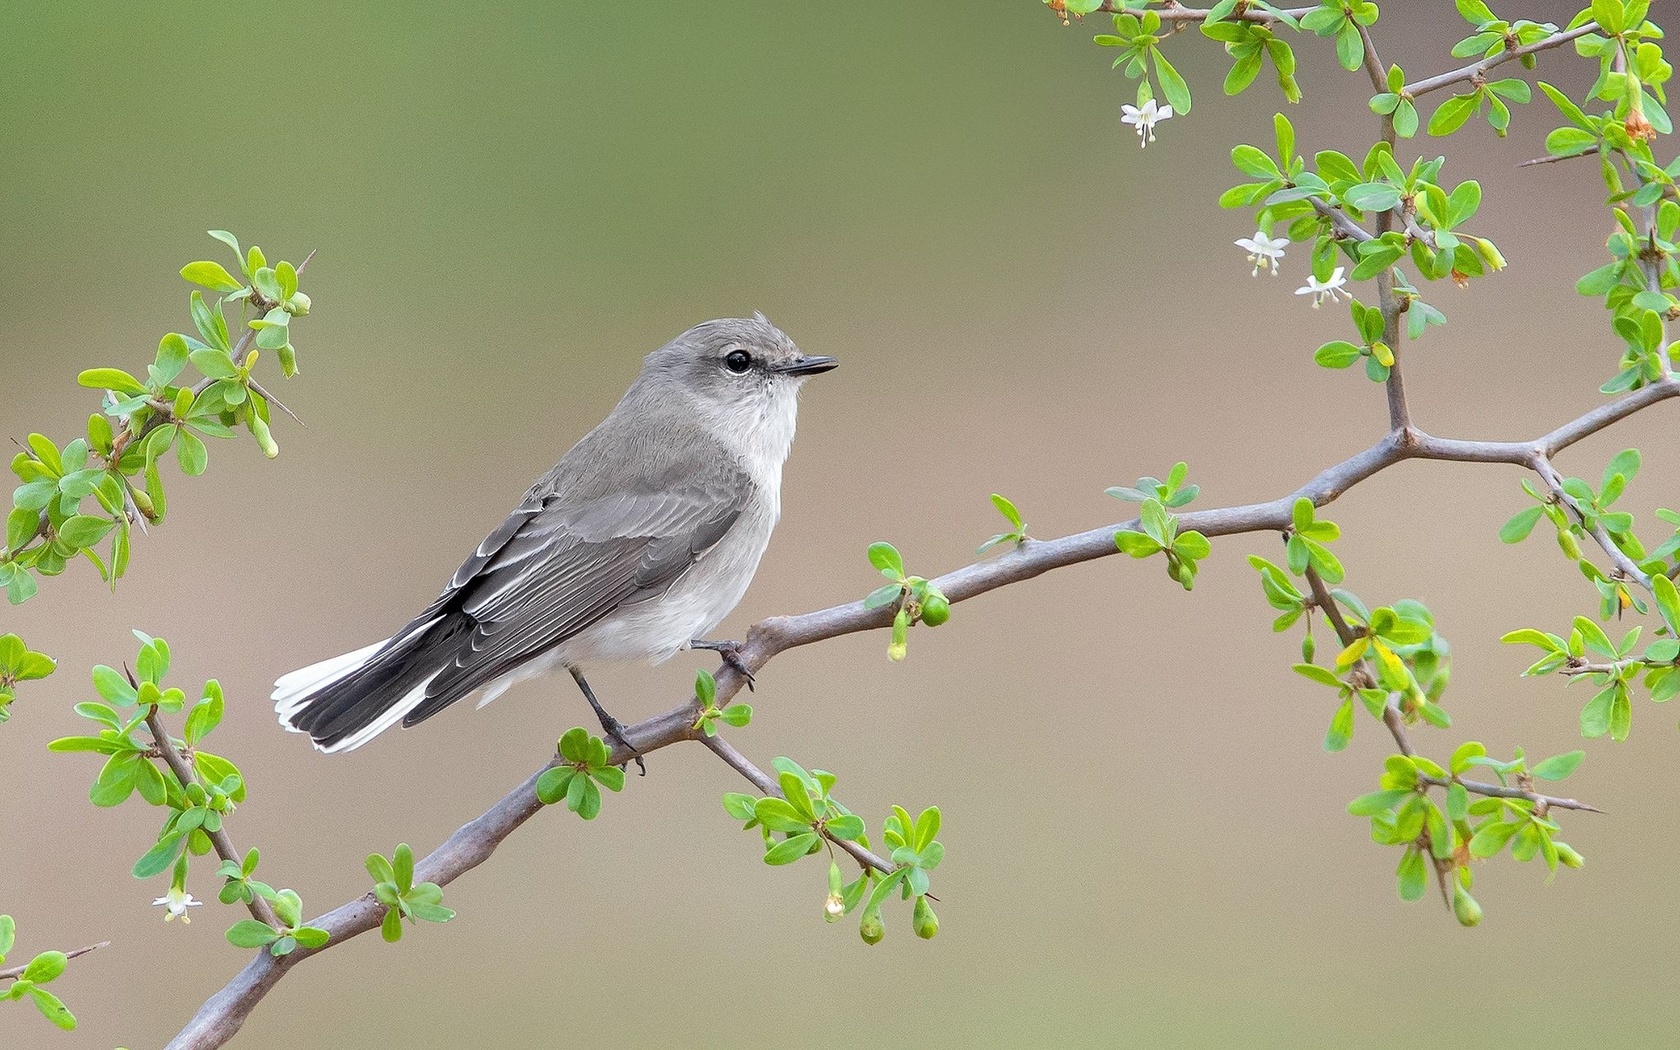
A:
[[600, 715, 647, 776], [690, 639, 755, 691]]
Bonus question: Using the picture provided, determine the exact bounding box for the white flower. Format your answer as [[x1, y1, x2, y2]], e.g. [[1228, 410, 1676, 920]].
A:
[[1235, 231, 1290, 276], [1120, 99, 1173, 147], [152, 887, 202, 923], [1295, 267, 1350, 308]]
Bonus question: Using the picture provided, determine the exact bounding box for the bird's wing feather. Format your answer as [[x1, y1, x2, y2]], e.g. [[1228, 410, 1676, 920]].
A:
[[284, 426, 756, 748], [400, 461, 751, 723]]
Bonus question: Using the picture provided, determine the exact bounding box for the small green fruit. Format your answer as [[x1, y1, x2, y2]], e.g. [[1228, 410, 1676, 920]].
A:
[[912, 895, 939, 939], [1452, 885, 1482, 927]]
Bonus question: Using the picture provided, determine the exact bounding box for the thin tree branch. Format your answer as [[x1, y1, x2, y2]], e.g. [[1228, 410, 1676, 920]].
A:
[[167, 373, 1680, 1049], [1094, 3, 1314, 23], [143, 708, 279, 929], [0, 940, 110, 982], [697, 733, 898, 875], [1304, 558, 1601, 814], [1355, 20, 1389, 98], [1405, 24, 1599, 97], [1532, 454, 1654, 591]]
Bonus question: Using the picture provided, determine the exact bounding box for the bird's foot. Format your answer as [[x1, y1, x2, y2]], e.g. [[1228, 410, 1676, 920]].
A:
[[598, 713, 647, 777], [570, 666, 646, 776], [689, 639, 755, 691]]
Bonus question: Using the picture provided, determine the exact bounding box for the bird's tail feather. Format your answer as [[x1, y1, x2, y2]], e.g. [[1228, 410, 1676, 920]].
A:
[[272, 617, 459, 753]]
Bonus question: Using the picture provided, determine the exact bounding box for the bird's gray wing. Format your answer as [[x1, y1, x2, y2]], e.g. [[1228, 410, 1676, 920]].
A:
[[400, 462, 751, 722]]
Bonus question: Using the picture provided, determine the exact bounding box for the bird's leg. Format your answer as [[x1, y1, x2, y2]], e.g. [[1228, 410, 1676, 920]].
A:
[[568, 667, 646, 776], [688, 639, 755, 691]]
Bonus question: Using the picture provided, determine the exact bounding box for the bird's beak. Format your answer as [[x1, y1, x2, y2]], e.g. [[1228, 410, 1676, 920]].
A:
[[773, 355, 839, 377]]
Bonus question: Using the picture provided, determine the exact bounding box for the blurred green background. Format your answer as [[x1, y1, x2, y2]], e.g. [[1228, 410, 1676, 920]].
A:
[[5, 2, 1679, 1047]]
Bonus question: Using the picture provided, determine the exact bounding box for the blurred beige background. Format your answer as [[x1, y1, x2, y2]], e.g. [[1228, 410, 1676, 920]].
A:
[[5, 2, 1680, 1047]]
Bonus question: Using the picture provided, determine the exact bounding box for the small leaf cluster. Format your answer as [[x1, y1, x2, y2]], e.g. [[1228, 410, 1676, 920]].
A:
[[723, 758, 866, 867], [1424, 70, 1534, 139], [1, 231, 309, 605], [1348, 741, 1586, 925], [1314, 298, 1393, 382], [1107, 460, 1199, 509], [0, 633, 55, 724], [862, 542, 950, 661], [367, 843, 455, 942], [1574, 205, 1679, 392], [722, 762, 943, 944], [1451, 1, 1562, 66], [535, 727, 626, 819], [214, 848, 278, 909], [225, 889, 329, 958], [1200, 3, 1302, 104], [1254, 545, 1451, 745], [977, 493, 1029, 555], [1571, 2, 1670, 138], [1281, 591, 1450, 744], [1093, 9, 1193, 113], [1300, 0, 1378, 73], [1283, 498, 1344, 583], [1503, 598, 1680, 743], [691, 668, 752, 738], [1529, 6, 1676, 389], [48, 633, 247, 882], [1501, 450, 1680, 619], [1113, 477, 1210, 590], [0, 916, 77, 1031], [860, 806, 940, 947], [1223, 121, 1485, 329], [179, 230, 312, 375], [1250, 554, 1320, 662]]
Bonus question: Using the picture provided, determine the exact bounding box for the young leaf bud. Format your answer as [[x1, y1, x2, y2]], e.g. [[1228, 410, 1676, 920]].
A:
[[1452, 884, 1482, 927], [859, 905, 884, 944], [913, 895, 939, 939]]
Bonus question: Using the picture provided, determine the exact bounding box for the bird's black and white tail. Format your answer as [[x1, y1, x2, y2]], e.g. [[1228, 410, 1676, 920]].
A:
[[273, 616, 474, 753]]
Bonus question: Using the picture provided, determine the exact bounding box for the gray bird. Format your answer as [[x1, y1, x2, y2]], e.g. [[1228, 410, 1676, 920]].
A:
[[273, 315, 836, 757]]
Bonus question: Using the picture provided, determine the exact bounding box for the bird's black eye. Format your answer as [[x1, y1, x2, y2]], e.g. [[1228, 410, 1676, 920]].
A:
[[724, 349, 753, 374]]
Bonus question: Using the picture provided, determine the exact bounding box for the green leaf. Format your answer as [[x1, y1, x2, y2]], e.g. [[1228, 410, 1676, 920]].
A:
[[180, 261, 244, 292], [1324, 698, 1354, 752], [1396, 846, 1427, 901], [132, 831, 187, 878], [1231, 144, 1281, 178], [1314, 340, 1364, 368], [1347, 789, 1410, 815], [1428, 93, 1480, 136], [1469, 820, 1519, 858], [1580, 686, 1615, 738], [226, 919, 281, 948], [990, 493, 1024, 529], [27, 987, 75, 1031], [77, 368, 145, 395], [1531, 751, 1585, 781], [535, 766, 575, 805], [1652, 572, 1680, 634], [1153, 47, 1191, 113], [176, 430, 208, 477], [867, 542, 905, 579], [21, 950, 66, 984], [763, 832, 819, 865], [89, 753, 139, 807], [1500, 505, 1544, 543], [1344, 182, 1401, 211], [57, 515, 115, 548]]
